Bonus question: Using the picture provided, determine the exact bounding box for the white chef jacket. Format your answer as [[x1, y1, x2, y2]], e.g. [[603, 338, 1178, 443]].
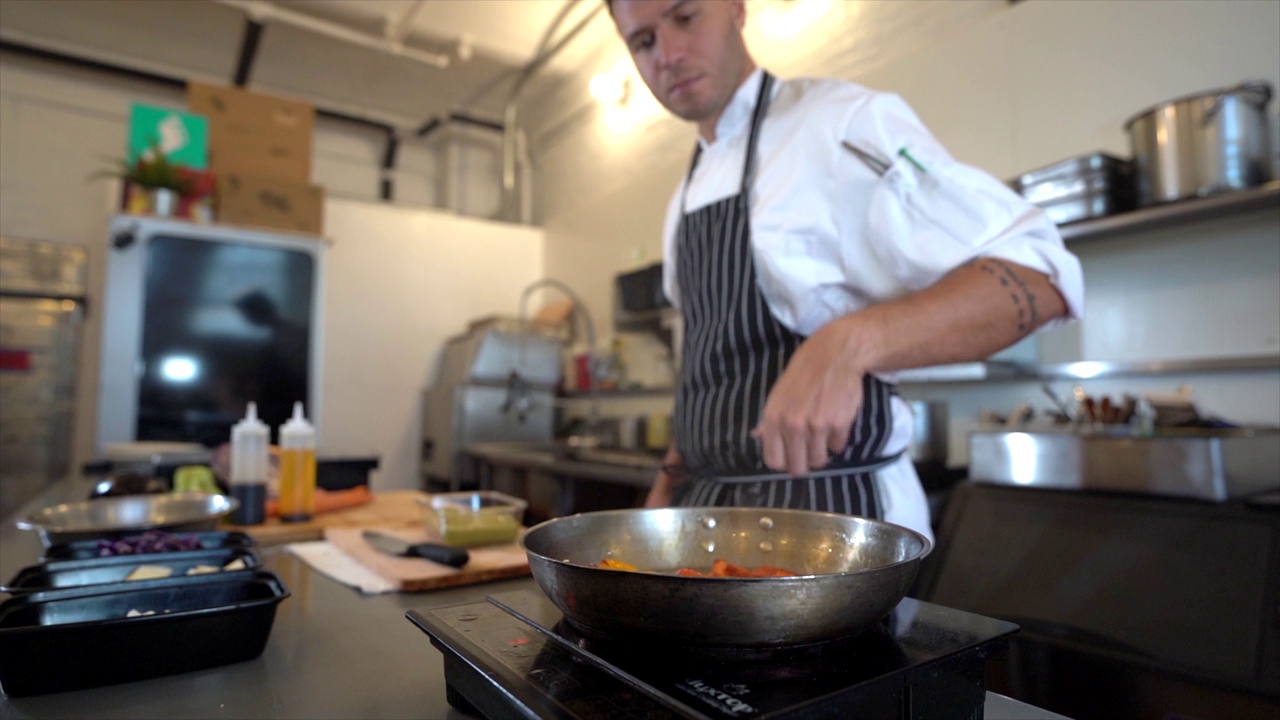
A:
[[660, 69, 1085, 541]]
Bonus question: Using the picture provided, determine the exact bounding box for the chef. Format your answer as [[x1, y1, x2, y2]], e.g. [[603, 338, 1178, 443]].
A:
[[608, 0, 1084, 541]]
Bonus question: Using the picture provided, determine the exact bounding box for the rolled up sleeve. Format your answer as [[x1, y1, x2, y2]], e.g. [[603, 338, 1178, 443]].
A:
[[847, 93, 1085, 327]]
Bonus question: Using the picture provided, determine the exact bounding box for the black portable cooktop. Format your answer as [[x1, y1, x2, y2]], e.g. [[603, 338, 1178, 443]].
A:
[[407, 590, 1018, 720]]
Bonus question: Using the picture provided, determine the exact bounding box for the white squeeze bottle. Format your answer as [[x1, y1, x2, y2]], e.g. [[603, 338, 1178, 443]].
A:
[[229, 402, 269, 525], [277, 402, 317, 523]]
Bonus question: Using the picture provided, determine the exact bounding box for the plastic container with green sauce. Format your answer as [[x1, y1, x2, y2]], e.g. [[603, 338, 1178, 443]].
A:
[[418, 491, 527, 547]]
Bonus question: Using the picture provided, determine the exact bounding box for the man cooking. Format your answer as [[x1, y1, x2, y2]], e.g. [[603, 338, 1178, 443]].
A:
[[609, 0, 1084, 541]]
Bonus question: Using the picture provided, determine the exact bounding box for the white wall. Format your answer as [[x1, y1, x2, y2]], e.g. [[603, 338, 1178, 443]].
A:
[[525, 0, 1280, 446], [320, 198, 544, 490], [0, 50, 519, 484]]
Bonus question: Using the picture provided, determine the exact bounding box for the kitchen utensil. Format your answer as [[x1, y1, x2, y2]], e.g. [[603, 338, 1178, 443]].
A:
[[362, 530, 469, 568], [1004, 403, 1034, 428], [325, 528, 530, 592], [16, 492, 239, 548], [1041, 382, 1076, 421], [1125, 80, 1274, 205], [520, 507, 931, 648]]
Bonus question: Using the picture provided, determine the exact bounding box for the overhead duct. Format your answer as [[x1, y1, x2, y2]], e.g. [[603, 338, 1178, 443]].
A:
[[215, 0, 452, 69], [499, 2, 606, 223]]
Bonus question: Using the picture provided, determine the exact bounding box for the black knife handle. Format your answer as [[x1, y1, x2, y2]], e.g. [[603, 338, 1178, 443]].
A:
[[408, 543, 470, 568]]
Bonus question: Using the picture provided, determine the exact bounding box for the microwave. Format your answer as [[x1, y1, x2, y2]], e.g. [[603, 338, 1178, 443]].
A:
[[615, 263, 668, 314]]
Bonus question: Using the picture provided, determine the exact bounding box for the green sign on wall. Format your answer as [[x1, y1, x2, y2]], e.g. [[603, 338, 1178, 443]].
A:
[[128, 103, 208, 169]]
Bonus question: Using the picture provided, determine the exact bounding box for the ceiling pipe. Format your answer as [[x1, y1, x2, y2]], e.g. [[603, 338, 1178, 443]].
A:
[[499, 1, 606, 221], [231, 18, 265, 87], [216, 0, 451, 69], [384, 0, 429, 48]]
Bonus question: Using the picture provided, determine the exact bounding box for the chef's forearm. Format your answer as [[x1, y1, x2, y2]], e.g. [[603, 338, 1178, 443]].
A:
[[840, 257, 1068, 374]]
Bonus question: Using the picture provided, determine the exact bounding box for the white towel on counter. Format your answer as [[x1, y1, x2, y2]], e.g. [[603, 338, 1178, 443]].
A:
[[286, 540, 398, 595]]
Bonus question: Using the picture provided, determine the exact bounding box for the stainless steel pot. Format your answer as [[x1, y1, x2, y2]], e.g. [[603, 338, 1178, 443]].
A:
[[907, 400, 948, 464], [520, 507, 931, 647], [1125, 80, 1274, 205]]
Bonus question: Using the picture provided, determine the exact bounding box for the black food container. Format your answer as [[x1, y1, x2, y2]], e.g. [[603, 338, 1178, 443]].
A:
[[4, 547, 261, 594], [0, 570, 289, 697], [41, 530, 256, 561]]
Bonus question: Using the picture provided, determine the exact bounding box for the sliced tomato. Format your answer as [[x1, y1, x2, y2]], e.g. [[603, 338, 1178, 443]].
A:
[[710, 559, 754, 577], [749, 565, 798, 577]]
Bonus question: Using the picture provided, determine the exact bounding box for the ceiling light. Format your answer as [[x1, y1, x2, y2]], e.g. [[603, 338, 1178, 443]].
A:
[[590, 73, 630, 106]]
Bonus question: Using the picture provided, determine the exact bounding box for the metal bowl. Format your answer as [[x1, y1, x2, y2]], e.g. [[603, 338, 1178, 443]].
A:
[[15, 493, 240, 548], [521, 507, 931, 648]]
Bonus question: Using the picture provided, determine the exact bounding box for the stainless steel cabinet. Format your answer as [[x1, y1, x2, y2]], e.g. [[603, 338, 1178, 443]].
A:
[[0, 237, 87, 518]]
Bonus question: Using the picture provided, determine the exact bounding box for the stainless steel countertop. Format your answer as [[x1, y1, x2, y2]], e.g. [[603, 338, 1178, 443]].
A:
[[465, 442, 660, 488], [1, 477, 1069, 719]]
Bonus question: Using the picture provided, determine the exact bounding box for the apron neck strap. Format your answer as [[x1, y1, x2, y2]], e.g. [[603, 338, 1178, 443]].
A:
[[680, 71, 776, 212]]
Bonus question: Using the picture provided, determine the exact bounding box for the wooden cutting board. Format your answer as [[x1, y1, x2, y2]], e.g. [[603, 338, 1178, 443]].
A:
[[324, 526, 531, 592], [232, 490, 425, 546]]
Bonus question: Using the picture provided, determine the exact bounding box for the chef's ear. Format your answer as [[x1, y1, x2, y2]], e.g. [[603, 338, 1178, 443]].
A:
[[729, 0, 747, 30]]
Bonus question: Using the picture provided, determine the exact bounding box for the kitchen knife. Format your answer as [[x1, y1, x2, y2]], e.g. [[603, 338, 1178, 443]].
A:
[[362, 530, 469, 568]]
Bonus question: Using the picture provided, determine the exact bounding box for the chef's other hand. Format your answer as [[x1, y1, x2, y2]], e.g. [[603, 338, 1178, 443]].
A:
[[752, 318, 864, 476], [643, 445, 683, 508]]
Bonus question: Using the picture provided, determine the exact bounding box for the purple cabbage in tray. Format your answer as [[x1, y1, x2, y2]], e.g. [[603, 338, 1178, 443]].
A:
[[94, 530, 204, 557]]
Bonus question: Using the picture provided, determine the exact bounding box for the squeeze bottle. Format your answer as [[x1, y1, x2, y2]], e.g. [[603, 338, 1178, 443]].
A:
[[278, 401, 317, 523], [229, 402, 269, 525]]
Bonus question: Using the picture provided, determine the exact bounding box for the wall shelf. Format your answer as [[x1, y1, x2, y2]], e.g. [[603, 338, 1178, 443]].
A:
[[897, 354, 1280, 384], [1060, 181, 1280, 243]]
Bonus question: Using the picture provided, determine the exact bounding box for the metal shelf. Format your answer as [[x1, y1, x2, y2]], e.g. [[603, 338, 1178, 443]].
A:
[[1059, 181, 1280, 243], [897, 354, 1280, 384]]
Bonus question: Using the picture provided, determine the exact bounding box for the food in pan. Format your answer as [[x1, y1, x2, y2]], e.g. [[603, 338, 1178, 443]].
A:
[[597, 557, 798, 577]]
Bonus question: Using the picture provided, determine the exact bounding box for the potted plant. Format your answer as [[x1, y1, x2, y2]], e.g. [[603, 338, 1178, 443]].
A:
[[97, 139, 214, 219]]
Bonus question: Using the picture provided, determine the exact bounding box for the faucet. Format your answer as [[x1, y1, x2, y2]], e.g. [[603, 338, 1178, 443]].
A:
[[515, 278, 600, 433]]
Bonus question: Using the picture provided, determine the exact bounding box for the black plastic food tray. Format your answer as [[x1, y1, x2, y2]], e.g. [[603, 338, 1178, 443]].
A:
[[41, 530, 256, 561], [4, 547, 261, 594], [0, 570, 289, 697]]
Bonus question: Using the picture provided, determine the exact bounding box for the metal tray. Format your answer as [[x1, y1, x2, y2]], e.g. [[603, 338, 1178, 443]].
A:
[[968, 426, 1280, 500], [41, 530, 256, 562], [1038, 189, 1137, 225], [1014, 152, 1132, 189], [0, 570, 289, 697], [1018, 169, 1135, 205], [3, 547, 261, 594]]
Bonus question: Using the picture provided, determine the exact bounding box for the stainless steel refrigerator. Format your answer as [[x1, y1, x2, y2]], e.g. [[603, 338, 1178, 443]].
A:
[[0, 236, 88, 518]]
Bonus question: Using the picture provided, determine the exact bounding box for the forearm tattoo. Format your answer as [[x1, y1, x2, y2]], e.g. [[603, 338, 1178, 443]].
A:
[[970, 258, 1040, 333]]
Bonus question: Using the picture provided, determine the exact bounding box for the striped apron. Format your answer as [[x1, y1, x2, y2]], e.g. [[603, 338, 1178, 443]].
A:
[[671, 72, 899, 518]]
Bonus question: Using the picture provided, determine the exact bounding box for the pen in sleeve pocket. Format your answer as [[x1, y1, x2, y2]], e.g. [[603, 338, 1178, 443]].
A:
[[841, 141, 891, 176]]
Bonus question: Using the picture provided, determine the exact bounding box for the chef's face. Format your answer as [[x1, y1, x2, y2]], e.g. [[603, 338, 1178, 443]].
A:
[[611, 0, 754, 138]]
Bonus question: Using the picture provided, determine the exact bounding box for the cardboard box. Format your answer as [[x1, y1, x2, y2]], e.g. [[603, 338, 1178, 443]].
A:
[[187, 82, 313, 183], [217, 173, 324, 235]]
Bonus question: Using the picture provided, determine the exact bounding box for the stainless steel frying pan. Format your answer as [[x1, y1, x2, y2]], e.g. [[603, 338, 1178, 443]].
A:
[[520, 507, 931, 648]]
